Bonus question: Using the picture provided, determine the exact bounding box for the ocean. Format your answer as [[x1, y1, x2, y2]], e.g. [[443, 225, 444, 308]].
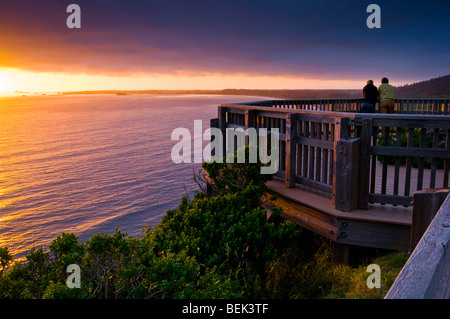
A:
[[0, 94, 266, 259]]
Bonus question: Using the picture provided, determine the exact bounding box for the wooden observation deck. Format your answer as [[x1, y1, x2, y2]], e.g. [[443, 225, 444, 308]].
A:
[[212, 98, 450, 259]]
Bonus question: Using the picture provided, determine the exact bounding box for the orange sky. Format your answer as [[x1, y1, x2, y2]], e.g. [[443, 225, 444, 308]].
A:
[[0, 68, 366, 93], [1, 1, 448, 93]]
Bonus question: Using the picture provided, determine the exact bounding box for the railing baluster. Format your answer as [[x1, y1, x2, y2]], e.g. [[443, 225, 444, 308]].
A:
[[316, 122, 322, 182], [297, 117, 303, 177], [359, 118, 372, 209], [393, 127, 401, 201], [303, 121, 309, 178], [417, 128, 426, 191], [285, 114, 297, 187], [370, 126, 379, 203], [430, 128, 439, 188], [309, 121, 315, 181], [381, 127, 389, 203], [404, 128, 414, 198], [321, 123, 329, 184]]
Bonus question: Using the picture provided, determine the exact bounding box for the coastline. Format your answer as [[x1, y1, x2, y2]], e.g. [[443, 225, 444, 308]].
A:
[[59, 89, 362, 100]]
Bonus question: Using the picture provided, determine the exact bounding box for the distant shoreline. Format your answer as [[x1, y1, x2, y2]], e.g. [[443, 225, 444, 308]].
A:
[[60, 89, 362, 100], [12, 78, 450, 100], [10, 74, 450, 99]]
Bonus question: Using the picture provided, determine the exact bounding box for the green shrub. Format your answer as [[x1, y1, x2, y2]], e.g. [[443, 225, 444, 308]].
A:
[[0, 151, 300, 299], [1, 145, 406, 299], [0, 247, 12, 275], [201, 145, 272, 198]]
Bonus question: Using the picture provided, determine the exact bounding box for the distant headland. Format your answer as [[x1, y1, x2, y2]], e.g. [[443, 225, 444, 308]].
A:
[[14, 74, 450, 99], [60, 89, 362, 100], [60, 75, 450, 99]]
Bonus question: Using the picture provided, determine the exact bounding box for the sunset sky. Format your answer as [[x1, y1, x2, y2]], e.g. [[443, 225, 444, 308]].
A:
[[1, 0, 449, 93]]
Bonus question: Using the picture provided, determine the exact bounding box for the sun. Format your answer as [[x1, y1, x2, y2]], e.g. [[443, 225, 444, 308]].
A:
[[0, 71, 7, 93], [0, 69, 16, 93]]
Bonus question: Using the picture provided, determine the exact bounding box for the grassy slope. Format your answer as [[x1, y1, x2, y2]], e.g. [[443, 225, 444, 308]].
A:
[[265, 229, 409, 299], [324, 250, 409, 299]]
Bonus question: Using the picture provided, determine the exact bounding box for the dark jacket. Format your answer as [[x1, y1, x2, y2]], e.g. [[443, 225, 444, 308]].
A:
[[363, 84, 378, 105]]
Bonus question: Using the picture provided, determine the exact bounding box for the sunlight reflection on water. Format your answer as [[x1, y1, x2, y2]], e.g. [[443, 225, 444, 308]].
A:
[[0, 94, 266, 259]]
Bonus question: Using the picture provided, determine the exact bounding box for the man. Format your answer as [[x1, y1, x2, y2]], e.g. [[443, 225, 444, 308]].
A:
[[378, 77, 396, 114], [361, 80, 378, 113]]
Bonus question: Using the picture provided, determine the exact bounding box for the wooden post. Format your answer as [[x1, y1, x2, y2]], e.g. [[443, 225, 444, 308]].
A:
[[210, 118, 219, 129], [358, 118, 372, 209], [218, 106, 227, 158], [333, 242, 349, 264], [210, 118, 219, 159], [334, 138, 361, 212], [411, 188, 450, 251], [285, 113, 297, 187], [332, 118, 347, 206], [244, 110, 255, 146], [333, 117, 349, 145], [244, 110, 254, 129], [333, 118, 361, 211]]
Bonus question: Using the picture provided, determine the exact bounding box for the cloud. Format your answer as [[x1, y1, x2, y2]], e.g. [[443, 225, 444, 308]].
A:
[[0, 0, 449, 83]]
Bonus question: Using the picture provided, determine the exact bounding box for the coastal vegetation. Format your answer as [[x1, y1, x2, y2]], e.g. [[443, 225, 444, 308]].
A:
[[0, 149, 408, 299], [397, 74, 450, 98]]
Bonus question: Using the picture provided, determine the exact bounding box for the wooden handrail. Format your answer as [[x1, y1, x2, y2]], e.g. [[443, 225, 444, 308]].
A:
[[385, 190, 450, 299], [225, 98, 450, 115]]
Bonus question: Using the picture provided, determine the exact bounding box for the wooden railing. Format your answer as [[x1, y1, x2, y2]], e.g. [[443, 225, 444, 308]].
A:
[[216, 98, 450, 211], [385, 189, 450, 298], [237, 98, 450, 114]]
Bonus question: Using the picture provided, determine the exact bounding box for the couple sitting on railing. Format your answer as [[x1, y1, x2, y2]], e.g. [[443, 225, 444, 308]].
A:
[[362, 77, 396, 114]]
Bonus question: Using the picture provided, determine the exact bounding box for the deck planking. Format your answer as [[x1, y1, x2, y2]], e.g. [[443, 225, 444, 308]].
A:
[[266, 177, 412, 226], [265, 177, 412, 250], [371, 159, 447, 195]]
